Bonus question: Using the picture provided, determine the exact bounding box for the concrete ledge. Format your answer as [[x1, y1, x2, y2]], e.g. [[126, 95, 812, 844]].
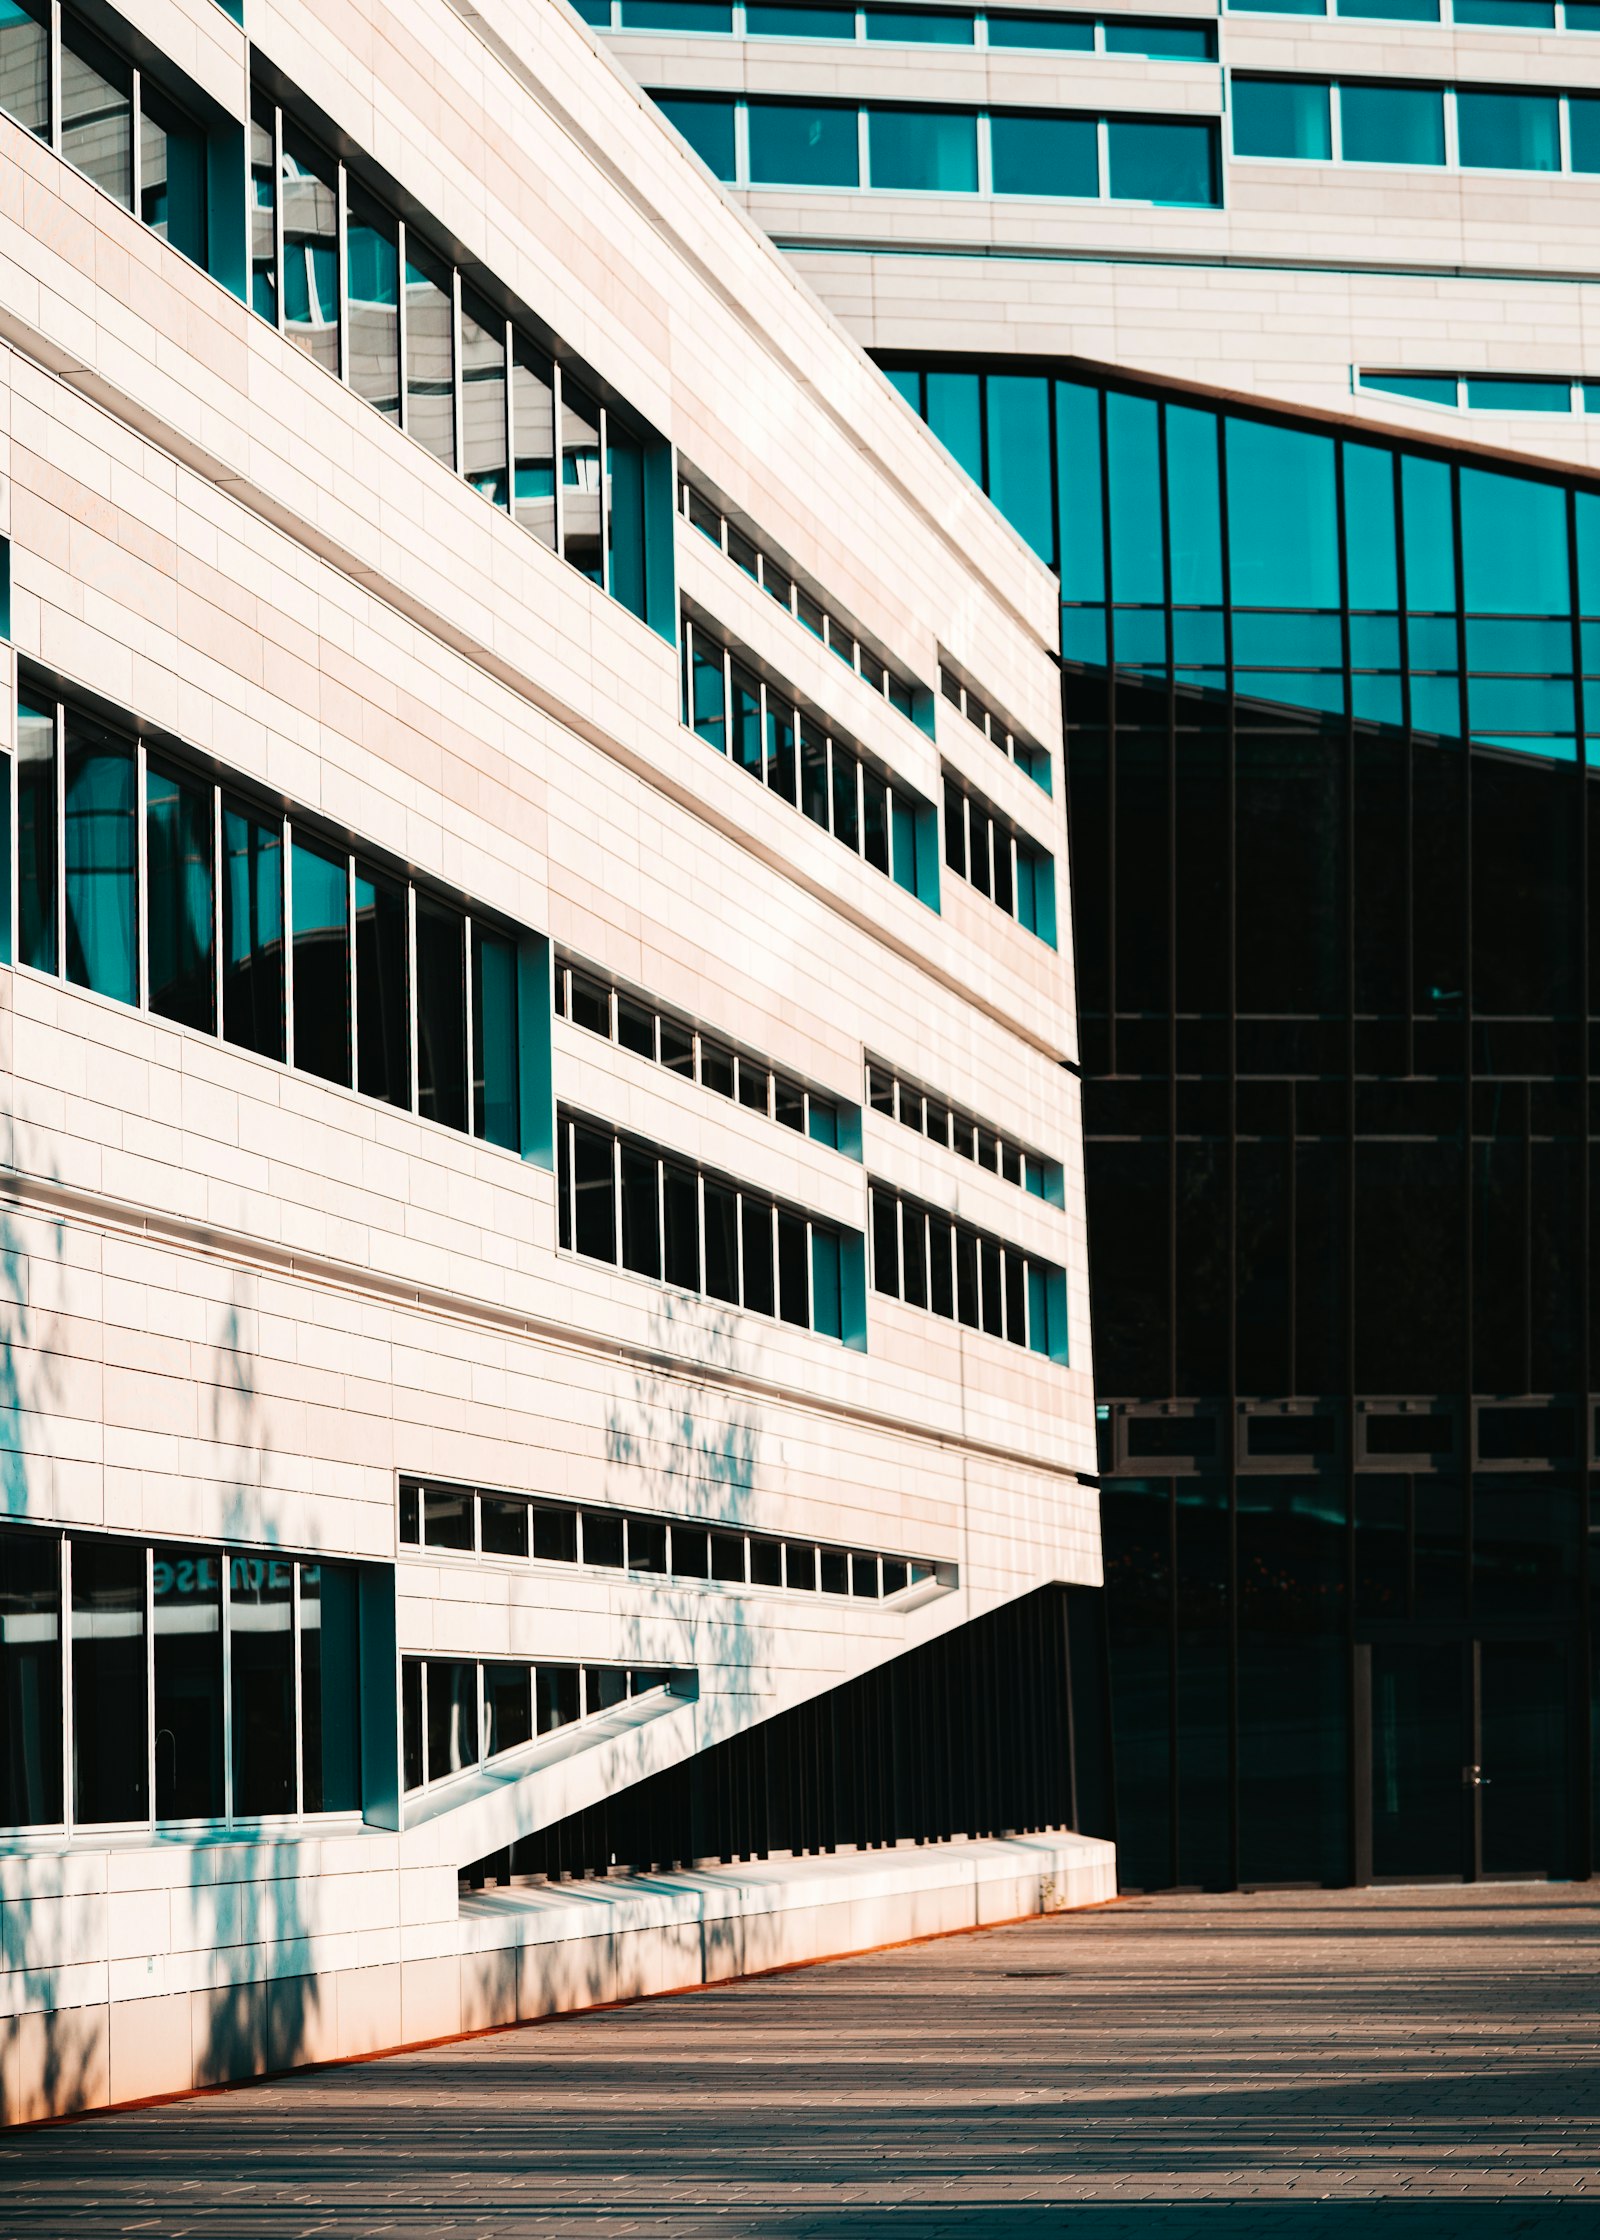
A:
[[0, 1833, 1114, 2125]]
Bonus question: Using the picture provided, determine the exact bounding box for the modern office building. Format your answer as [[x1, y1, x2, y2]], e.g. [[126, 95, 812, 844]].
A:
[[0, 0, 1107, 2123], [600, 0, 1600, 1890]]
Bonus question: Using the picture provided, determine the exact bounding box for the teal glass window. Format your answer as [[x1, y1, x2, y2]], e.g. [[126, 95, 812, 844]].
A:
[[1336, 0, 1437, 16], [990, 112, 1098, 197], [17, 698, 57, 977], [1570, 1, 1600, 23], [1460, 469, 1569, 617], [222, 802, 284, 1062], [1453, 0, 1553, 20], [691, 637, 727, 752], [1230, 0, 1323, 9], [406, 240, 456, 468], [416, 896, 468, 1132], [355, 864, 410, 1110], [461, 292, 509, 507], [732, 663, 763, 778], [61, 18, 131, 208], [1343, 445, 1399, 611], [987, 374, 1055, 564], [1363, 373, 1458, 406], [282, 128, 340, 377], [291, 838, 350, 1087], [1339, 83, 1445, 166], [1225, 418, 1339, 609], [153, 1544, 223, 1821], [986, 11, 1094, 45], [1106, 119, 1219, 205], [139, 88, 207, 264], [619, 0, 732, 23], [865, 7, 974, 37], [1055, 381, 1105, 605], [572, 0, 611, 19], [926, 370, 983, 479], [867, 107, 978, 190], [231, 1555, 295, 1815], [607, 415, 649, 620], [146, 760, 215, 1035], [561, 381, 604, 585], [654, 93, 737, 178], [811, 1228, 843, 1339], [512, 337, 558, 549], [1107, 390, 1163, 604], [747, 3, 856, 29], [472, 924, 520, 1151], [1402, 455, 1457, 615], [346, 192, 400, 424], [1167, 405, 1223, 607], [1232, 79, 1332, 161], [1104, 19, 1215, 56], [250, 106, 276, 322], [1568, 96, 1600, 173], [748, 100, 860, 184], [64, 714, 137, 1007], [1466, 377, 1570, 412], [300, 1563, 362, 1814], [1457, 90, 1560, 171], [0, 0, 49, 139]]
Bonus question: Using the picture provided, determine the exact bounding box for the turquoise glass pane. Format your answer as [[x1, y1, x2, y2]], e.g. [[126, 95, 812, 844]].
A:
[[1453, 0, 1553, 20], [472, 926, 520, 1151], [1363, 374, 1457, 406], [654, 94, 737, 177], [864, 8, 974, 39], [1061, 606, 1107, 663], [990, 112, 1098, 197], [64, 717, 136, 1006], [1468, 676, 1576, 732], [1171, 610, 1224, 665], [1567, 96, 1600, 174], [1401, 455, 1456, 611], [1107, 391, 1163, 604], [1406, 614, 1458, 670], [748, 100, 858, 183], [1232, 78, 1331, 160], [571, 0, 611, 19], [987, 374, 1054, 563], [1339, 83, 1445, 166], [1112, 608, 1167, 666], [1238, 673, 1346, 716], [1233, 612, 1343, 667], [1104, 20, 1214, 55], [747, 4, 855, 29], [1352, 673, 1402, 725], [1460, 469, 1568, 615], [1225, 418, 1339, 609], [1349, 614, 1400, 668], [1106, 120, 1219, 204], [1343, 445, 1398, 610], [1466, 378, 1569, 413], [867, 107, 978, 190], [1056, 381, 1105, 603], [987, 12, 1094, 45], [1576, 494, 1600, 614], [692, 641, 726, 752], [926, 370, 982, 480], [1466, 618, 1572, 671], [1166, 406, 1222, 606], [811, 1228, 843, 1339], [620, 1, 732, 23], [1409, 674, 1462, 735], [885, 367, 921, 409], [1570, 2, 1600, 24], [1230, 0, 1324, 9], [145, 762, 214, 1035], [1337, 0, 1437, 16], [1457, 91, 1559, 171]]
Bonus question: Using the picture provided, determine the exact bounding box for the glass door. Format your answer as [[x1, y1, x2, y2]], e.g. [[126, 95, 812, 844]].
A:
[[1369, 1640, 1469, 1880], [1478, 1640, 1569, 1879]]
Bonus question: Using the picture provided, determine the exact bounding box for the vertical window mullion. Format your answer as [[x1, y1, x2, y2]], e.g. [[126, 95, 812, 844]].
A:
[[59, 1534, 73, 1836], [1096, 116, 1109, 199], [347, 857, 360, 1090], [612, 1130, 623, 1263], [1329, 81, 1343, 162], [407, 882, 421, 1114], [698, 1170, 708, 1295], [211, 783, 224, 1035], [291, 1560, 303, 1816], [1443, 87, 1460, 170], [221, 1543, 234, 1822], [463, 909, 476, 1131], [335, 164, 350, 384], [8, 703, 19, 969], [144, 1544, 155, 1831], [130, 68, 142, 219], [48, 0, 61, 157], [54, 700, 65, 980], [551, 360, 566, 560], [599, 404, 611, 595], [134, 736, 149, 1012], [282, 814, 295, 1069], [976, 111, 993, 197], [805, 1217, 816, 1331], [858, 106, 870, 188], [734, 98, 751, 186], [272, 104, 286, 334], [1560, 94, 1573, 175], [451, 266, 466, 481], [396, 216, 410, 436], [503, 315, 515, 519]]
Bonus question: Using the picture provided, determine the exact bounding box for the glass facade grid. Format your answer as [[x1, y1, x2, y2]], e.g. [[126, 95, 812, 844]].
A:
[[591, 0, 1216, 54]]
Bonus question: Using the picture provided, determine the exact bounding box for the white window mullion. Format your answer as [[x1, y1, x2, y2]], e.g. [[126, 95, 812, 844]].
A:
[[698, 1171, 708, 1294], [599, 404, 612, 596], [144, 1545, 155, 1832], [976, 112, 993, 197], [734, 1188, 746, 1307], [221, 1546, 234, 1823], [551, 359, 566, 560], [291, 1561, 304, 1816], [503, 314, 515, 515], [1443, 87, 1460, 171], [396, 216, 410, 436], [48, 0, 61, 157], [858, 107, 871, 188], [54, 700, 65, 979], [282, 813, 295, 1069], [1329, 82, 1343, 163], [1096, 116, 1110, 200], [7, 693, 19, 970], [211, 784, 224, 1036], [134, 737, 149, 1013], [735, 99, 751, 186], [612, 1132, 623, 1264], [347, 857, 360, 1091], [59, 1535, 73, 1835], [336, 163, 350, 384], [1560, 94, 1573, 176], [406, 882, 420, 1114], [130, 68, 142, 219], [273, 104, 286, 334], [451, 265, 466, 480], [463, 909, 476, 1136]]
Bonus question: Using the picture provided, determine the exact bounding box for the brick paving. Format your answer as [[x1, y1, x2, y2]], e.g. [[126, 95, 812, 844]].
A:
[[3, 1883, 1598, 2237]]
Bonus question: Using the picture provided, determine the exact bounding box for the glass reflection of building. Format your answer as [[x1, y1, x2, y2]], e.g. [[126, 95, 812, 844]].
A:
[[888, 360, 1595, 1890]]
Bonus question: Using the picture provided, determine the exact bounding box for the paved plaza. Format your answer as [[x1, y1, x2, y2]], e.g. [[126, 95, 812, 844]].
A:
[[2, 1883, 1596, 2237]]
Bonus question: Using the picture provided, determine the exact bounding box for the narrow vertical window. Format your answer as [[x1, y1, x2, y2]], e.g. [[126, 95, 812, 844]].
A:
[[345, 191, 400, 422], [281, 128, 340, 377], [943, 774, 966, 878], [811, 1227, 843, 1340], [152, 1545, 223, 1821], [872, 1188, 900, 1296], [71, 1536, 148, 1825], [777, 1211, 809, 1326], [405, 240, 456, 467], [485, 1664, 533, 1756], [16, 697, 58, 976], [862, 765, 890, 874], [0, 1524, 62, 1827], [732, 665, 763, 779], [1004, 1250, 1027, 1348], [902, 1204, 928, 1308], [63, 712, 137, 1006], [145, 759, 215, 1034], [291, 836, 351, 1087], [249, 101, 277, 323], [354, 864, 410, 1109], [139, 86, 207, 265], [229, 1554, 295, 1816], [980, 1236, 1004, 1337], [691, 638, 727, 753], [402, 1660, 424, 1790], [606, 414, 648, 618], [512, 336, 558, 548], [416, 896, 467, 1131], [741, 1197, 775, 1315], [471, 923, 521, 1150], [572, 1122, 617, 1260], [664, 1160, 700, 1288], [461, 293, 508, 507], [929, 1211, 954, 1317], [0, 0, 50, 141], [704, 1179, 740, 1302], [222, 802, 285, 1062], [300, 1561, 361, 1813], [800, 719, 830, 828], [831, 741, 861, 851], [955, 1226, 980, 1327], [561, 381, 604, 583], [766, 697, 798, 804], [426, 1661, 478, 1778], [60, 20, 132, 208], [621, 1143, 663, 1277]]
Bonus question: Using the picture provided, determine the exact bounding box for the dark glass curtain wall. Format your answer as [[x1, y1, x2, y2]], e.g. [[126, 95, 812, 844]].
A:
[[887, 357, 1599, 1889]]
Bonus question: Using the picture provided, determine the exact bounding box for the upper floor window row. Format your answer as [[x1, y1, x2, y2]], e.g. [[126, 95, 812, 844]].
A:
[[870, 1182, 1068, 1359], [1229, 0, 1600, 27], [0, 0, 210, 263], [587, 1, 1214, 57], [681, 477, 929, 730], [866, 1059, 1063, 1202], [249, 82, 669, 635], [402, 1654, 683, 1794], [943, 770, 1057, 944], [651, 93, 1223, 204], [1234, 76, 1600, 172], [557, 1107, 861, 1341], [681, 610, 942, 906], [1362, 369, 1600, 415], [7, 667, 537, 1154], [555, 952, 856, 1152], [939, 664, 1051, 791]]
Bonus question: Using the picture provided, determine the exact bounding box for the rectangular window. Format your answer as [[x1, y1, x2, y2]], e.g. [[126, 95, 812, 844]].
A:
[[153, 1545, 224, 1821], [0, 0, 50, 141], [704, 1179, 740, 1302], [532, 1505, 578, 1563], [140, 86, 207, 265], [811, 1227, 843, 1338], [872, 1188, 900, 1296], [655, 93, 738, 179], [955, 1225, 980, 1327], [355, 865, 410, 1110], [991, 112, 1099, 197], [537, 1665, 579, 1733], [737, 1058, 770, 1115], [867, 107, 979, 192], [0, 1524, 61, 1827], [902, 1203, 928, 1308], [1568, 95, 1600, 173], [691, 637, 728, 754], [748, 100, 861, 185], [472, 924, 520, 1150], [862, 767, 890, 874], [572, 1121, 617, 1261], [664, 1160, 700, 1288], [1339, 82, 1445, 167], [72, 1536, 147, 1825], [1107, 119, 1219, 205], [250, 103, 276, 323], [607, 414, 649, 620], [865, 7, 973, 39], [485, 1663, 533, 1757], [766, 696, 798, 803], [777, 1209, 810, 1325], [584, 1508, 626, 1567], [146, 761, 215, 1035], [299, 1561, 361, 1814], [480, 1495, 529, 1558], [16, 698, 57, 976], [1232, 78, 1332, 161], [291, 837, 351, 1087], [1457, 90, 1560, 171], [701, 1038, 736, 1097], [281, 128, 340, 377], [747, 2, 856, 28], [627, 1515, 669, 1574], [621, 0, 733, 24], [1105, 19, 1215, 57], [461, 293, 509, 507], [513, 338, 558, 548], [406, 241, 456, 467], [346, 191, 400, 422], [230, 1554, 296, 1816], [621, 1143, 663, 1277], [987, 11, 1094, 46], [561, 382, 605, 584], [832, 743, 861, 851], [60, 19, 131, 208], [402, 1660, 423, 1791], [426, 1659, 478, 1779], [222, 802, 285, 1062], [423, 1485, 474, 1549], [64, 713, 136, 1006], [929, 1212, 954, 1316], [732, 663, 763, 779], [416, 896, 467, 1131], [800, 720, 829, 828], [742, 1196, 776, 1315]]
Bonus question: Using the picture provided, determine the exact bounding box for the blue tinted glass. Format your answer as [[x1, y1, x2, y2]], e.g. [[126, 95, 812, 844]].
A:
[[1465, 618, 1572, 671], [1107, 391, 1163, 604], [1402, 455, 1456, 610], [1570, 1, 1600, 23], [654, 94, 737, 176], [619, 0, 732, 23], [1577, 494, 1600, 614], [987, 11, 1094, 45], [1410, 675, 1461, 734], [1363, 373, 1457, 406], [1055, 381, 1104, 602], [1113, 607, 1167, 666], [1225, 418, 1339, 608], [571, 0, 611, 19], [1406, 615, 1458, 670], [927, 369, 983, 479], [1104, 20, 1215, 55], [1568, 96, 1600, 174], [1339, 83, 1445, 165], [1232, 612, 1343, 667], [64, 718, 137, 1006], [1468, 676, 1575, 733], [991, 112, 1098, 196], [1585, 620, 1600, 671], [1349, 614, 1400, 667], [988, 374, 1055, 562], [746, 2, 855, 25], [1457, 91, 1560, 171], [1343, 444, 1398, 609], [749, 100, 859, 183], [1336, 0, 1437, 16], [1172, 609, 1224, 664], [1466, 378, 1570, 413], [1232, 79, 1331, 159], [865, 7, 974, 37], [1107, 120, 1219, 204], [1460, 469, 1569, 615], [1166, 406, 1222, 606], [1453, 0, 1553, 20], [1353, 675, 1402, 724], [885, 366, 921, 409], [1229, 0, 1324, 9], [1061, 606, 1107, 662], [867, 107, 978, 189]]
